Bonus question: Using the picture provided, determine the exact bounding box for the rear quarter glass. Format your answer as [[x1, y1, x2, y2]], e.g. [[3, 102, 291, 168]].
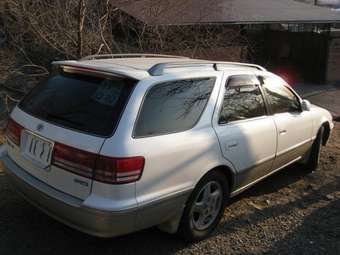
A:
[[134, 77, 216, 138], [19, 71, 137, 137]]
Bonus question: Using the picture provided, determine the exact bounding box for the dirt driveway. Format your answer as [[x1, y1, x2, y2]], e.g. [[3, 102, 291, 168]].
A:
[[0, 124, 339, 255], [308, 90, 340, 120]]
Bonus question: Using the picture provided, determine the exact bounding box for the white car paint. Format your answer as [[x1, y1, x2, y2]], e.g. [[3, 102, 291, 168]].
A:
[[0, 55, 334, 237]]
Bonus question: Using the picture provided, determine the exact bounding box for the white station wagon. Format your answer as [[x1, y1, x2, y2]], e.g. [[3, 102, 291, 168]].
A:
[[0, 54, 334, 241]]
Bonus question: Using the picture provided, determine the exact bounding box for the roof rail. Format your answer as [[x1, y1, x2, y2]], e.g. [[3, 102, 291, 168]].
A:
[[216, 62, 266, 71], [80, 54, 190, 61], [148, 61, 266, 76]]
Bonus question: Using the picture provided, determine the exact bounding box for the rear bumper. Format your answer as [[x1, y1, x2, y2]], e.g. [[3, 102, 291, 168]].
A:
[[1, 154, 138, 238]]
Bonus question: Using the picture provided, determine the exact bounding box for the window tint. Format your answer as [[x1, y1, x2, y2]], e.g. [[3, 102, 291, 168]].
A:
[[219, 76, 266, 124], [135, 78, 216, 137], [19, 72, 136, 136], [262, 77, 301, 114]]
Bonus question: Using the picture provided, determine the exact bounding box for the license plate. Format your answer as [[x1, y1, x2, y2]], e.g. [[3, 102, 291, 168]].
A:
[[21, 131, 54, 169]]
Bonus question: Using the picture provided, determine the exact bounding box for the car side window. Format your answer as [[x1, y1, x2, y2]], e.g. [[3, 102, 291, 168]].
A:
[[262, 77, 301, 114], [219, 75, 266, 124], [134, 77, 216, 137]]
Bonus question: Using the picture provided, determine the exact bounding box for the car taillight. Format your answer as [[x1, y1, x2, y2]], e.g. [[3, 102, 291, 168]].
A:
[[52, 143, 145, 184], [52, 143, 97, 178], [94, 156, 145, 184], [6, 118, 23, 145]]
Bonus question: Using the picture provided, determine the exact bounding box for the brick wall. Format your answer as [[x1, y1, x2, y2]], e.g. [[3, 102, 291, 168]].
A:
[[326, 37, 340, 83]]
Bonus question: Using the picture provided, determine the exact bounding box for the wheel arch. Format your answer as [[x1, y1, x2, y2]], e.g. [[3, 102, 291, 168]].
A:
[[158, 164, 236, 235], [198, 164, 236, 196], [321, 121, 331, 146]]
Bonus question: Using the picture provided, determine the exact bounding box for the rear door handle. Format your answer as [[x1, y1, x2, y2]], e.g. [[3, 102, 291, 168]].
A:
[[279, 130, 287, 135]]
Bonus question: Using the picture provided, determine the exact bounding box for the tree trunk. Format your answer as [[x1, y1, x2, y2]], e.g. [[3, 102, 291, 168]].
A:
[[78, 0, 86, 58]]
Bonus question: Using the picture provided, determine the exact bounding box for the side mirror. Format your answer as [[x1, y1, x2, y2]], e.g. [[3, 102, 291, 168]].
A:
[[301, 99, 311, 111]]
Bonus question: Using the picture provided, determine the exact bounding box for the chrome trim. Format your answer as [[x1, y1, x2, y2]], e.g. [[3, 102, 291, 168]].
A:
[[230, 139, 312, 197], [250, 155, 275, 167], [218, 115, 269, 126], [276, 139, 312, 157], [230, 156, 302, 197], [234, 155, 275, 175]]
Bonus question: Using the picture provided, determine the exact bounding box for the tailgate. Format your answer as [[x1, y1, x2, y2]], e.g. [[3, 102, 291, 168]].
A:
[[6, 107, 106, 200], [5, 69, 136, 200]]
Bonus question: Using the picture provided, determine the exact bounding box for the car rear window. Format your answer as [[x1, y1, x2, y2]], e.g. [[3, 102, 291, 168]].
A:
[[19, 71, 136, 136]]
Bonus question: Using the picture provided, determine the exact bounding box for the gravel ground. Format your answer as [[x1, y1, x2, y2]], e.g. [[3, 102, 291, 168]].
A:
[[0, 123, 339, 255]]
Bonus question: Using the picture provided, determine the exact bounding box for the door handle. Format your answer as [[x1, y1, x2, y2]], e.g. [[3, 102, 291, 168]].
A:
[[279, 130, 287, 135]]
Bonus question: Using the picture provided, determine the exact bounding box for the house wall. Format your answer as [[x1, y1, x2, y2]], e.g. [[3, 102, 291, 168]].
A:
[[253, 30, 329, 83], [167, 46, 248, 62], [317, 0, 340, 6], [326, 35, 340, 83]]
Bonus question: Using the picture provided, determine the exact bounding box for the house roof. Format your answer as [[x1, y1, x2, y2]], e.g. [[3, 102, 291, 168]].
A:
[[117, 0, 340, 25]]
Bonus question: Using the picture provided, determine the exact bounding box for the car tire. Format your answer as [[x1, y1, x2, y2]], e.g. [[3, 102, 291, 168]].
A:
[[305, 126, 324, 172], [177, 170, 229, 242]]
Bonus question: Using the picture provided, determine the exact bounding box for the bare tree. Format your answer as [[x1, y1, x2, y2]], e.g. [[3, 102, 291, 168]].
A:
[[2, 0, 253, 62], [2, 0, 123, 62], [78, 0, 87, 58]]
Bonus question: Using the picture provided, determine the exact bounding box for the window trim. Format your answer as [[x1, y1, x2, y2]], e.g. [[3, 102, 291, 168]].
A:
[[218, 75, 269, 126], [132, 77, 217, 139], [218, 115, 269, 126], [284, 85, 303, 112]]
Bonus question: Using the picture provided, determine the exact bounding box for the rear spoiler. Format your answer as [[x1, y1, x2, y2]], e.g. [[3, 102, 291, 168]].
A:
[[52, 61, 149, 80]]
